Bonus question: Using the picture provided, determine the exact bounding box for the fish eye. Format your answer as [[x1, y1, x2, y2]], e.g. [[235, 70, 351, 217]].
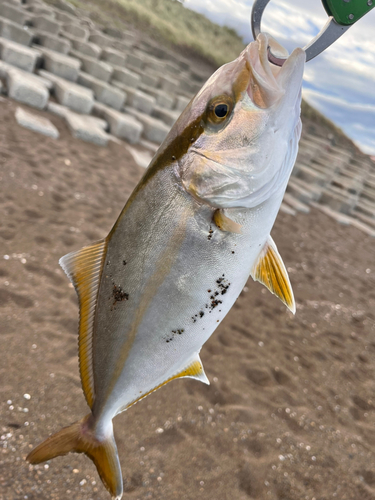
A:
[[214, 104, 228, 118], [207, 95, 234, 126]]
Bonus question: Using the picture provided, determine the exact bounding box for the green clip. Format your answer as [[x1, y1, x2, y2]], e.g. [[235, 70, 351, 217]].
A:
[[322, 0, 375, 25]]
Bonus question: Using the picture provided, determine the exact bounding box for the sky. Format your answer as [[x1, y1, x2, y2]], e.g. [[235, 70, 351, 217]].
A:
[[184, 0, 375, 156]]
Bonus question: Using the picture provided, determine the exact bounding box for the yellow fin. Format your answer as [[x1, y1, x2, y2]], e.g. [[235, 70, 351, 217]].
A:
[[27, 414, 123, 500], [251, 236, 295, 314], [124, 354, 209, 412], [213, 209, 242, 234], [59, 239, 107, 408], [175, 354, 210, 385]]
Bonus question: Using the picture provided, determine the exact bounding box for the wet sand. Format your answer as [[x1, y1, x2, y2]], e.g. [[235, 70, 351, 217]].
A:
[[1, 97, 375, 500]]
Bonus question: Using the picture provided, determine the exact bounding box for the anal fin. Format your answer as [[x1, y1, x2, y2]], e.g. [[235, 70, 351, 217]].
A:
[[213, 209, 242, 234], [251, 236, 295, 314], [59, 239, 108, 408]]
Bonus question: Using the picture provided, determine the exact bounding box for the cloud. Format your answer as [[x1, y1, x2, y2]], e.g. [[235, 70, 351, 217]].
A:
[[184, 0, 375, 155]]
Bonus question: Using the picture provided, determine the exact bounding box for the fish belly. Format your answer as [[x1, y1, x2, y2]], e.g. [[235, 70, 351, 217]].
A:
[[91, 168, 278, 422]]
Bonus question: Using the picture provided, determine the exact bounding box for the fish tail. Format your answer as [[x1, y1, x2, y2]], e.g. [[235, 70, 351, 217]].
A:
[[26, 414, 123, 500]]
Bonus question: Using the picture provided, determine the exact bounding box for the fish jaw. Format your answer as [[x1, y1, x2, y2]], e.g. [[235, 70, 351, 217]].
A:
[[178, 34, 305, 210]]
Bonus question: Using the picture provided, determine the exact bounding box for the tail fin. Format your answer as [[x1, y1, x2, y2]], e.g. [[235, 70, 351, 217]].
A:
[[26, 415, 123, 500]]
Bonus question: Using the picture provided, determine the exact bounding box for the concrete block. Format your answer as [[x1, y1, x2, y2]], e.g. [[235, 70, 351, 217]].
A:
[[88, 32, 115, 48], [47, 99, 68, 118], [77, 71, 125, 110], [174, 95, 190, 112], [15, 106, 59, 138], [111, 39, 133, 52], [0, 61, 52, 88], [7, 68, 49, 109], [65, 110, 108, 146], [32, 15, 61, 34], [71, 39, 101, 59], [0, 3, 31, 25], [0, 17, 34, 45], [145, 58, 166, 73], [62, 23, 88, 40], [152, 105, 179, 127], [158, 74, 178, 93], [142, 72, 159, 88], [53, 10, 77, 24], [125, 107, 169, 144], [0, 38, 40, 71], [125, 87, 155, 115], [92, 102, 142, 143], [70, 49, 112, 82], [101, 47, 125, 67], [139, 84, 175, 110], [27, 5, 55, 16], [125, 52, 144, 69], [54, 0, 76, 16], [112, 66, 140, 87], [41, 48, 81, 81], [34, 30, 71, 54], [54, 77, 94, 113]]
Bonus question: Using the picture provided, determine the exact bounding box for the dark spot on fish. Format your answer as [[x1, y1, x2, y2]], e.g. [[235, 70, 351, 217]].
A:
[[208, 289, 211, 293], [221, 289, 227, 295], [112, 284, 129, 303], [232, 251, 235, 254], [192, 317, 197, 323], [217, 320, 219, 323], [123, 260, 127, 265], [208, 226, 214, 241], [199, 311, 204, 318]]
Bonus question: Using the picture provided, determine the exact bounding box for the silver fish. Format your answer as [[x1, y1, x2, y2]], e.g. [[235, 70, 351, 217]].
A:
[[27, 33, 305, 499]]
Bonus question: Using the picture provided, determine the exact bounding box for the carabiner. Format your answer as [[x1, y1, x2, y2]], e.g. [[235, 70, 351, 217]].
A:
[[251, 0, 373, 66]]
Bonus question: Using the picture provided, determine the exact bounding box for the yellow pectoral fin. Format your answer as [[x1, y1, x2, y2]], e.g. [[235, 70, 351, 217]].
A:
[[213, 209, 242, 234], [251, 236, 295, 314]]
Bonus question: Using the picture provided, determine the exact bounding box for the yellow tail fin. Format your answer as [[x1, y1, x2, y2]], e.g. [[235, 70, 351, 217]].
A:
[[26, 415, 123, 500]]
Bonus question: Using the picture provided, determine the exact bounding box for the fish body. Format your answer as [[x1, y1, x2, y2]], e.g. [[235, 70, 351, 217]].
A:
[[27, 34, 305, 499]]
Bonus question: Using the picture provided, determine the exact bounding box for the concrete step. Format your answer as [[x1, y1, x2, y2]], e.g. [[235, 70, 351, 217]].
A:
[[92, 101, 143, 143], [77, 71, 125, 110], [37, 46, 81, 81], [319, 186, 358, 214], [0, 37, 40, 72], [355, 199, 375, 218], [294, 163, 328, 186], [312, 202, 375, 237], [34, 31, 71, 54], [38, 69, 93, 113], [0, 2, 31, 25], [15, 105, 59, 138], [351, 210, 375, 229], [125, 106, 170, 144], [283, 192, 310, 213], [0, 16, 34, 45], [70, 48, 112, 82]]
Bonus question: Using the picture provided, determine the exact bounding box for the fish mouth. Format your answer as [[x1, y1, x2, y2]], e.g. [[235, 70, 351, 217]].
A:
[[242, 33, 305, 109]]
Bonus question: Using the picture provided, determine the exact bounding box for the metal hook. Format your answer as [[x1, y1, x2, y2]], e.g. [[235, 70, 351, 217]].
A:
[[251, 0, 351, 66]]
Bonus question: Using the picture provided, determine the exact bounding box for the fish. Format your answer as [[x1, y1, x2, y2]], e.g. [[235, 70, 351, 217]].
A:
[[27, 33, 305, 499]]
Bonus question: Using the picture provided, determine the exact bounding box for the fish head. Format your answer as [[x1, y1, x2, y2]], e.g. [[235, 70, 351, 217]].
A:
[[176, 33, 305, 209]]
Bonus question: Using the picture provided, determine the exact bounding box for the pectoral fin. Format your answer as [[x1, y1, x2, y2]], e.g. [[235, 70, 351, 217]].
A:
[[251, 236, 295, 313], [213, 209, 242, 234]]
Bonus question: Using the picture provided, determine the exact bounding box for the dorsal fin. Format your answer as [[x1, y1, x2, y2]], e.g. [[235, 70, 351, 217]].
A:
[[251, 236, 295, 314], [59, 239, 107, 408]]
